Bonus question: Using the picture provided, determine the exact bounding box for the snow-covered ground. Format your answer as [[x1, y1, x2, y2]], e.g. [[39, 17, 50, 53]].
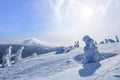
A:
[[0, 42, 120, 80]]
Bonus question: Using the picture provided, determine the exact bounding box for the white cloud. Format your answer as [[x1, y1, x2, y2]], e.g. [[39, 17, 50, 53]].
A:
[[49, 0, 113, 22], [49, 0, 97, 30], [49, 0, 65, 22], [47, 0, 119, 46], [99, 0, 112, 14]]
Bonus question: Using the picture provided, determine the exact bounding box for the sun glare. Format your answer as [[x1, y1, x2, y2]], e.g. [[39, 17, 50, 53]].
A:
[[81, 6, 94, 20]]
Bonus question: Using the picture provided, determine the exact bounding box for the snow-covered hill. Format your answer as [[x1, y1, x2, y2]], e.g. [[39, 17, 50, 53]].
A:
[[23, 38, 49, 47], [0, 42, 120, 80], [23, 38, 57, 47]]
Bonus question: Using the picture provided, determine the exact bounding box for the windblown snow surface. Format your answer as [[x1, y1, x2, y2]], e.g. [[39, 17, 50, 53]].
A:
[[0, 42, 120, 80]]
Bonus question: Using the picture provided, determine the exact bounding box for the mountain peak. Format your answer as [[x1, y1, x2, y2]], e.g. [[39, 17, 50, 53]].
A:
[[23, 38, 46, 46]]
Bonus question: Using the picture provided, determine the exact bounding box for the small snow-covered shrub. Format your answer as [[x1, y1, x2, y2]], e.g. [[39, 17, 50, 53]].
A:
[[99, 41, 105, 44], [31, 52, 37, 58], [56, 47, 65, 54], [108, 39, 115, 43]]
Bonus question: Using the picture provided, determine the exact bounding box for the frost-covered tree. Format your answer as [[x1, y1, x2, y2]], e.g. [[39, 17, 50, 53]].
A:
[[105, 38, 108, 44], [94, 41, 97, 45], [108, 39, 115, 43], [74, 41, 79, 48], [56, 46, 65, 54], [83, 35, 101, 63], [14, 46, 24, 64], [2, 46, 12, 67], [99, 41, 105, 44], [115, 36, 119, 42], [77, 41, 79, 47]]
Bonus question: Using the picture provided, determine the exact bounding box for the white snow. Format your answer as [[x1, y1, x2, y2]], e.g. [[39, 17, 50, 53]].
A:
[[0, 42, 120, 80]]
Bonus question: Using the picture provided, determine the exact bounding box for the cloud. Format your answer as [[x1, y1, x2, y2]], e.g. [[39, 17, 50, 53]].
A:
[[49, 0, 65, 23], [47, 0, 118, 43], [99, 0, 112, 14], [21, 0, 118, 46], [49, 0, 97, 29], [49, 0, 113, 23]]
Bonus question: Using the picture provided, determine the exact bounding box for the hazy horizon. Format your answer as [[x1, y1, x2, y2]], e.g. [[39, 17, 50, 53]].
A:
[[0, 0, 120, 46]]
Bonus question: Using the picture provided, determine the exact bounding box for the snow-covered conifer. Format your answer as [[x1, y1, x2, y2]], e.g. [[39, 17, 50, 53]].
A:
[[14, 46, 24, 64], [83, 35, 101, 63], [94, 41, 97, 45], [74, 41, 79, 48], [2, 46, 12, 67], [105, 38, 108, 44], [115, 36, 119, 42]]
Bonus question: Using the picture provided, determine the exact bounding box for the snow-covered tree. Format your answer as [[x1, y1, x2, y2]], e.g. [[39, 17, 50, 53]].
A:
[[2, 46, 12, 67], [14, 46, 24, 64], [108, 39, 115, 43], [99, 41, 105, 44], [74, 41, 79, 48], [31, 52, 37, 58], [82, 35, 101, 63], [94, 41, 97, 45], [115, 36, 119, 42], [105, 38, 108, 44], [56, 46, 65, 54]]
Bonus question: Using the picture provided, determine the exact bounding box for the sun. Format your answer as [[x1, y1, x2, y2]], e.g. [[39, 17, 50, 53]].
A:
[[81, 6, 94, 20]]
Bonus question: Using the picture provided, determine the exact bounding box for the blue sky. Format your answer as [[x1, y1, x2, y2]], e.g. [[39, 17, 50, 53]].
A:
[[0, 0, 54, 43], [0, 0, 120, 46]]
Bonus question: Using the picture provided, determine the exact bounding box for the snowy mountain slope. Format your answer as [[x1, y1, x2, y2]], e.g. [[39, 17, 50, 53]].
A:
[[0, 42, 120, 80], [39, 54, 120, 80]]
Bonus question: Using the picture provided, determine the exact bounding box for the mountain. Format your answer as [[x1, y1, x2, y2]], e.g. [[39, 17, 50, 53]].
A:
[[23, 38, 49, 47]]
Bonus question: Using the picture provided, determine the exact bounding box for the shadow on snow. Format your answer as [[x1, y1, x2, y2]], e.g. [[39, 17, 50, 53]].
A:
[[74, 52, 117, 77], [79, 61, 101, 77]]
